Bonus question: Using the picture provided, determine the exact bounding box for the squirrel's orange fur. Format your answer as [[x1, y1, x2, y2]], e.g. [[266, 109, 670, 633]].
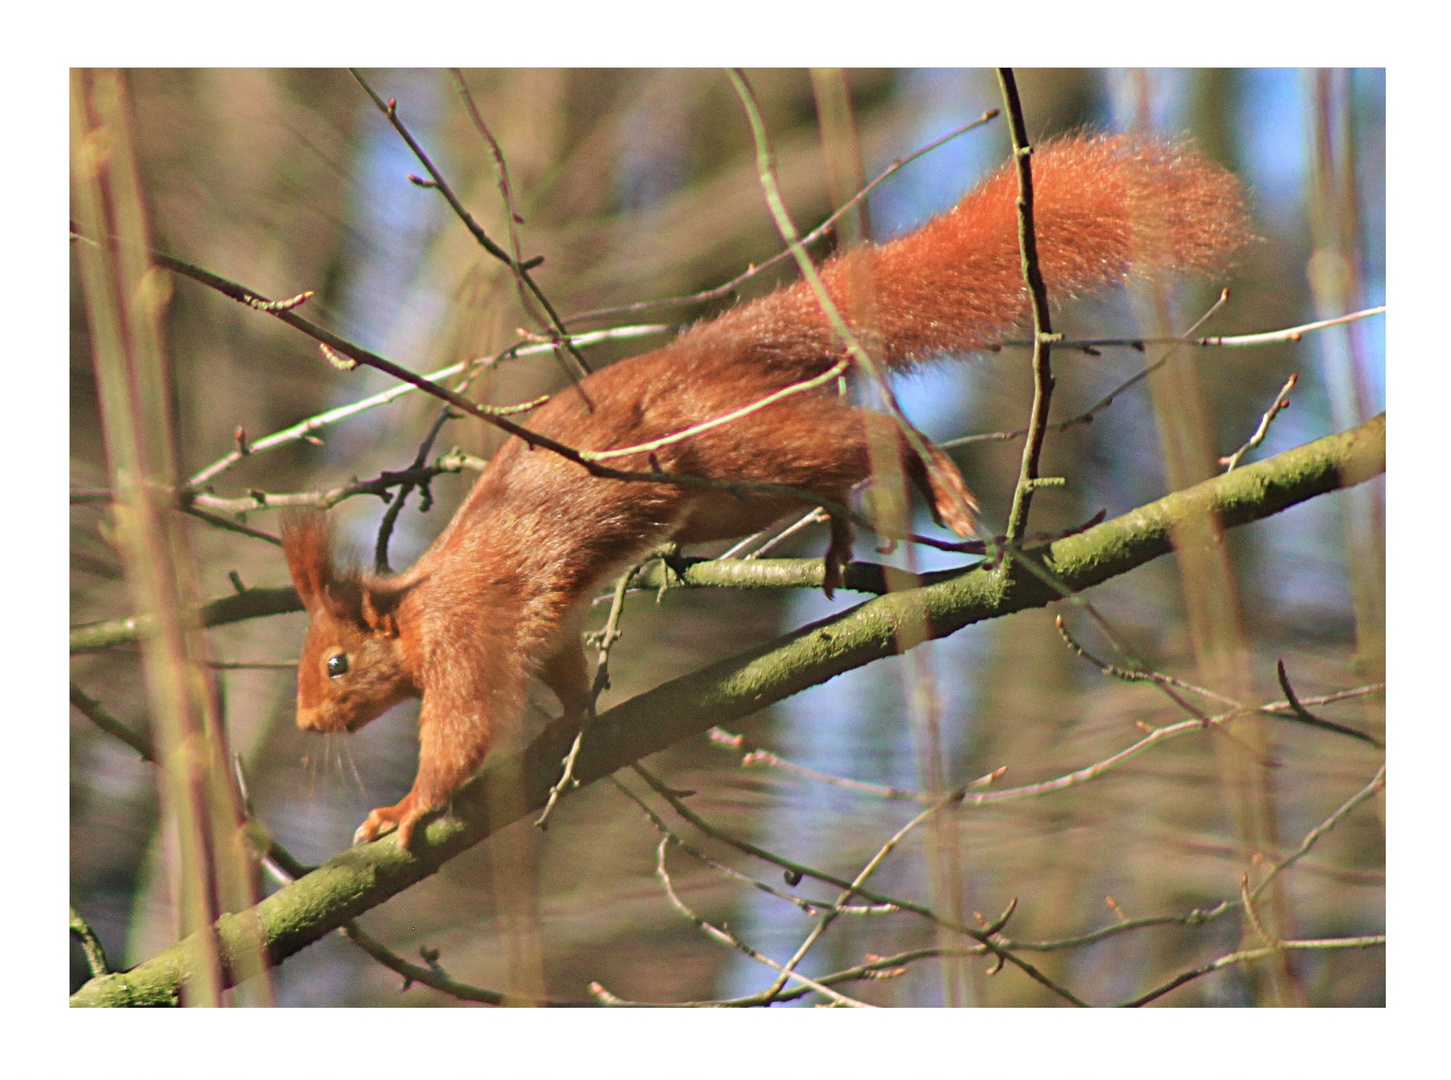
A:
[[282, 134, 1250, 848]]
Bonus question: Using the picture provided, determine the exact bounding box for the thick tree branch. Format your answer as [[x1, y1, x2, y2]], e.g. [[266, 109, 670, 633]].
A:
[[70, 414, 1384, 1007]]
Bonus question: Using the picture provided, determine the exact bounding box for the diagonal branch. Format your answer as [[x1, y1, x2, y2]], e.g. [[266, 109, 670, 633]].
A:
[[70, 414, 1384, 1006]]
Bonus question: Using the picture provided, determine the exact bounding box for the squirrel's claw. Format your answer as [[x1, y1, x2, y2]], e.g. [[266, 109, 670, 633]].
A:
[[353, 798, 421, 847]]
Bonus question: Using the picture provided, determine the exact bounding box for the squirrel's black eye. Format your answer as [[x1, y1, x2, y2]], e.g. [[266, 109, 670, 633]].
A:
[[326, 653, 349, 678]]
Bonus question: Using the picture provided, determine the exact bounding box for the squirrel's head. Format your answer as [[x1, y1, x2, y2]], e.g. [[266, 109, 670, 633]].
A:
[[281, 511, 418, 734]]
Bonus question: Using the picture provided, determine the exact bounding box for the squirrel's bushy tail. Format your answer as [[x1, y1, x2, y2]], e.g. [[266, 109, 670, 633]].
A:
[[698, 134, 1250, 376], [844, 134, 1251, 364]]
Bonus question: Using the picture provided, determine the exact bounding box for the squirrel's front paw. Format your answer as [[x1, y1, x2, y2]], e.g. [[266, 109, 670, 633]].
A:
[[353, 808, 395, 846], [354, 796, 431, 848], [353, 801, 409, 846]]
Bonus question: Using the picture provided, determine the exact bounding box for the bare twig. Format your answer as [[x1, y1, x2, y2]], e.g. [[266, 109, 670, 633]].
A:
[[1275, 660, 1384, 748], [949, 303, 1381, 454], [70, 683, 154, 761], [590, 945, 983, 1007], [189, 462, 472, 516], [536, 567, 634, 828], [180, 505, 281, 546], [1054, 615, 1240, 708], [1118, 934, 1384, 1008], [710, 726, 1005, 803], [764, 785, 989, 998], [611, 776, 896, 918], [580, 355, 851, 462], [651, 837, 873, 1007], [1221, 373, 1298, 471], [950, 684, 1381, 808], [144, 247, 593, 456], [997, 68, 1056, 544], [726, 677, 1377, 823], [1001, 762, 1386, 957], [1195, 305, 1385, 347], [727, 68, 976, 537], [340, 921, 589, 1006], [1000, 304, 1386, 354], [564, 108, 1000, 327], [736, 508, 829, 559], [70, 906, 112, 977], [1249, 764, 1386, 906], [444, 67, 590, 401], [184, 324, 668, 492], [629, 763, 1089, 1006], [374, 403, 456, 574], [945, 290, 1231, 451], [348, 69, 593, 387]]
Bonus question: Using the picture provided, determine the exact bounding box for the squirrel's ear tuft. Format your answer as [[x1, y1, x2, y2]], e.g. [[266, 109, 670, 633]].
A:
[[361, 578, 408, 637], [281, 509, 335, 613]]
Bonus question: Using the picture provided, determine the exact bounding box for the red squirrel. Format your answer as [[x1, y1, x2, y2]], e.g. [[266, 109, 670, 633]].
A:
[[282, 134, 1250, 848]]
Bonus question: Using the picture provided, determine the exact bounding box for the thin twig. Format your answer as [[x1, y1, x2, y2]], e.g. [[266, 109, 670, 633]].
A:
[[949, 685, 1381, 808], [580, 356, 851, 462], [144, 247, 588, 454], [1195, 305, 1386, 347], [945, 289, 1231, 451], [180, 505, 281, 546], [997, 68, 1055, 545], [740, 508, 829, 559], [719, 680, 1377, 823], [1275, 660, 1384, 748], [190, 463, 471, 516], [589, 945, 983, 1007], [348, 69, 593, 388], [652, 837, 873, 1007], [1249, 764, 1385, 906], [1221, 373, 1298, 471], [709, 726, 1005, 803], [1055, 615, 1241, 707], [630, 763, 1089, 1006], [340, 921, 590, 1006], [70, 905, 112, 977], [1001, 762, 1386, 956], [70, 683, 154, 761], [612, 776, 893, 917], [374, 404, 455, 573], [536, 566, 635, 828], [564, 108, 1000, 327], [445, 67, 588, 400], [727, 69, 976, 537], [184, 324, 668, 492], [1000, 304, 1386, 354], [1240, 871, 1276, 946], [1118, 934, 1384, 1008], [766, 785, 988, 997]]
